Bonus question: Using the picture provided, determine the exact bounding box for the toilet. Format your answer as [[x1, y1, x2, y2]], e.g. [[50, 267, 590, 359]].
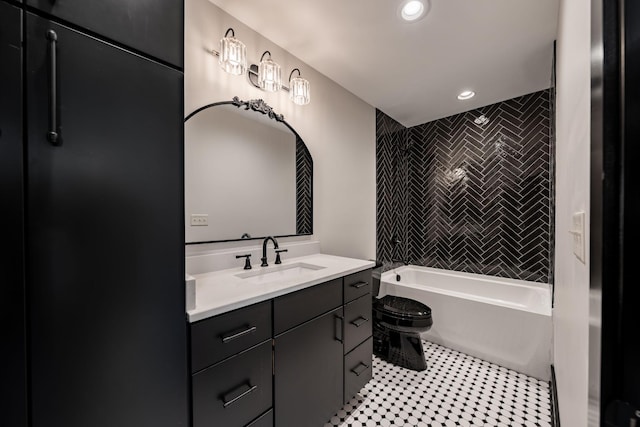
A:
[[371, 268, 433, 371]]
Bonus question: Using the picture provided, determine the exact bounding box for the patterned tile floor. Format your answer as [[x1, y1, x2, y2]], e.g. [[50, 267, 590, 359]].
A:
[[326, 341, 552, 427]]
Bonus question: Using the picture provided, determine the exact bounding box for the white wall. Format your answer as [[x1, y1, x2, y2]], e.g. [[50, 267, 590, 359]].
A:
[[185, 0, 376, 260], [554, 0, 591, 424]]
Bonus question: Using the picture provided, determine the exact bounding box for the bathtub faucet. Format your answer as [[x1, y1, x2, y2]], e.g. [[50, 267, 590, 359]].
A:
[[391, 258, 407, 281]]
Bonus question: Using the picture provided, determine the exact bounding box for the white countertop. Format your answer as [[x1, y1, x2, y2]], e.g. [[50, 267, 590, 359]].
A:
[[187, 254, 375, 322]]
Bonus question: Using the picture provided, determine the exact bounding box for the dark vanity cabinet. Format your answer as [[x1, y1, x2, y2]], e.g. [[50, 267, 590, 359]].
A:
[[2, 1, 187, 426], [0, 3, 26, 426], [25, 0, 183, 67], [190, 269, 373, 427]]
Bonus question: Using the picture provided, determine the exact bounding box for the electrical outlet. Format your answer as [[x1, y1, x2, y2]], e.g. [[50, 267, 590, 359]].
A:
[[570, 211, 585, 263], [190, 214, 208, 226]]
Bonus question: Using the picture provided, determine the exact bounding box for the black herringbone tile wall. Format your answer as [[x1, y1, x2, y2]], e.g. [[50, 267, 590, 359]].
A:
[[296, 136, 312, 235], [376, 110, 408, 269], [376, 90, 553, 283]]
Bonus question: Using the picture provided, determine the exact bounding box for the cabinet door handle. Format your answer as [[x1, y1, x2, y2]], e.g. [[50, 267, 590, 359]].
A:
[[350, 281, 368, 289], [351, 362, 370, 377], [351, 316, 369, 327], [221, 326, 257, 343], [221, 383, 258, 408], [335, 315, 344, 343], [46, 29, 61, 146]]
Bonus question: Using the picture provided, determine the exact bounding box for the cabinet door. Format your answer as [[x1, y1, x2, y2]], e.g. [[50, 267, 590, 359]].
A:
[[275, 308, 344, 427], [0, 5, 26, 427], [26, 0, 182, 67], [26, 14, 187, 427]]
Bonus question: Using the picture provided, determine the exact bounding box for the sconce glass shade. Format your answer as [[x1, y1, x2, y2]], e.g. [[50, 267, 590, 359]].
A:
[[258, 53, 282, 92], [219, 31, 247, 75], [289, 76, 310, 105]]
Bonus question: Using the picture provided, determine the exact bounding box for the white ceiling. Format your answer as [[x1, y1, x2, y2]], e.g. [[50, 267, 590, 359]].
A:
[[208, 0, 559, 127]]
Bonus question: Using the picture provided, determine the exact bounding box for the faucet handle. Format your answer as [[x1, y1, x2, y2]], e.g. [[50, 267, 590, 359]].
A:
[[235, 254, 252, 270], [275, 249, 288, 265]]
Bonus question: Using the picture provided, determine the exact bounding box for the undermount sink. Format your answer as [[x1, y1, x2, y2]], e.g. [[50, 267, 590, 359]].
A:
[[235, 262, 326, 285]]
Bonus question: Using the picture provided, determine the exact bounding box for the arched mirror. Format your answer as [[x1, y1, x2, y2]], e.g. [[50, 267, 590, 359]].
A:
[[184, 97, 313, 244]]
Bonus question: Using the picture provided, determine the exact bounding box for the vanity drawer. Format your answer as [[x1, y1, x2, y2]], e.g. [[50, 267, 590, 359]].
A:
[[274, 278, 342, 335], [192, 341, 273, 427], [191, 300, 272, 373], [246, 409, 273, 427], [344, 294, 372, 354], [344, 269, 372, 303], [344, 337, 373, 404]]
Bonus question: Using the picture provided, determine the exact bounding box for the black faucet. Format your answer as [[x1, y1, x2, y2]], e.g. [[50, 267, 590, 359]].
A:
[[261, 236, 279, 267]]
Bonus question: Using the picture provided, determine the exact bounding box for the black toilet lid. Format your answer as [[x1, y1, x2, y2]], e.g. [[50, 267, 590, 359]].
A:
[[376, 295, 431, 318]]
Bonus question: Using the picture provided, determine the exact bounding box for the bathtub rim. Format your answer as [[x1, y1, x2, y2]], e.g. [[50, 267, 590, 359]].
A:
[[380, 265, 552, 316]]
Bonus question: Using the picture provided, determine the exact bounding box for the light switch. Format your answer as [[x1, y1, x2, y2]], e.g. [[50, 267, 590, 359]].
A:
[[570, 211, 585, 263], [190, 214, 208, 226]]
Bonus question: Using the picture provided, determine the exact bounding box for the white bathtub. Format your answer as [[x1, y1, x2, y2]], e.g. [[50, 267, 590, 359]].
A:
[[380, 265, 552, 380]]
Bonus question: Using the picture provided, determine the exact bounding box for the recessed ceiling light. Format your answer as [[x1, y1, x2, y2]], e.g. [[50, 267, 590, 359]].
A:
[[457, 90, 475, 100], [401, 0, 427, 21]]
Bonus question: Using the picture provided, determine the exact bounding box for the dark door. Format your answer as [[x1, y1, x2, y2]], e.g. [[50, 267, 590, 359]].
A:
[[619, 0, 640, 413], [25, 0, 183, 68], [275, 308, 344, 427], [26, 14, 187, 427], [598, 0, 640, 424], [0, 4, 26, 427]]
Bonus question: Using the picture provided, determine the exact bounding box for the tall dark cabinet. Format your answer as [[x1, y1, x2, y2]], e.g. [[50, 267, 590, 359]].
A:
[[1, 1, 188, 426], [0, 3, 27, 426], [25, 0, 183, 67], [595, 0, 640, 424]]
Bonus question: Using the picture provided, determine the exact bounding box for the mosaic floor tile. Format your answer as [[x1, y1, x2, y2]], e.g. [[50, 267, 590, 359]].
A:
[[326, 340, 552, 427]]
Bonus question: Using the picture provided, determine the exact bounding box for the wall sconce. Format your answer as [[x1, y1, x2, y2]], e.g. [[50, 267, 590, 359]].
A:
[[288, 68, 310, 106], [257, 51, 281, 92], [210, 28, 311, 105], [218, 28, 246, 76]]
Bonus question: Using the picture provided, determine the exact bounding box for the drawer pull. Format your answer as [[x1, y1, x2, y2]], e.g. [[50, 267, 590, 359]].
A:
[[221, 326, 257, 343], [351, 362, 370, 377], [351, 316, 369, 327], [350, 281, 368, 289], [335, 315, 344, 343], [221, 383, 258, 408]]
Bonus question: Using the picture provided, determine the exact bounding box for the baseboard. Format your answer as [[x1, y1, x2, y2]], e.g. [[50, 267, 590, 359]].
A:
[[550, 364, 561, 426]]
